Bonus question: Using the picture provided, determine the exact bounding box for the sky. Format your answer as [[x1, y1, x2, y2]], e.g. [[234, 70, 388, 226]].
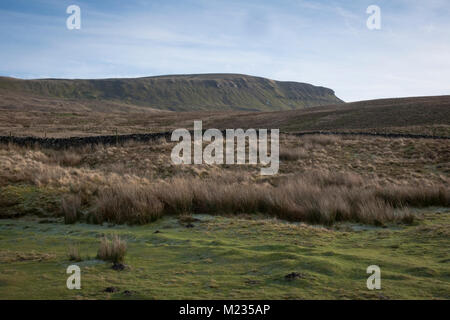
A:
[[0, 0, 449, 102]]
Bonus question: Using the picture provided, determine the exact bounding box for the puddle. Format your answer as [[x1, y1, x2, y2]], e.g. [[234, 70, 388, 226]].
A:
[[409, 207, 450, 214], [70, 259, 106, 267], [348, 224, 401, 231]]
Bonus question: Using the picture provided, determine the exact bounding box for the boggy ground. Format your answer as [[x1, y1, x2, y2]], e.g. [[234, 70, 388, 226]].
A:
[[0, 134, 449, 299]]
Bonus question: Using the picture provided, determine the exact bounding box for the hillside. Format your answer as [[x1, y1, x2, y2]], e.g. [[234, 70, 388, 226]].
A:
[[0, 94, 449, 138], [204, 95, 450, 135], [0, 74, 342, 112]]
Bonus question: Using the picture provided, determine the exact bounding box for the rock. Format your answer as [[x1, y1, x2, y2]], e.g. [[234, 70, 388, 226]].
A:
[[123, 290, 133, 296], [104, 287, 118, 293], [284, 272, 306, 281], [112, 263, 126, 271]]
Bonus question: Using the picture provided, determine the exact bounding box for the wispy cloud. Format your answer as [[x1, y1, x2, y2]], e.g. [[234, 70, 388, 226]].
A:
[[0, 0, 448, 101]]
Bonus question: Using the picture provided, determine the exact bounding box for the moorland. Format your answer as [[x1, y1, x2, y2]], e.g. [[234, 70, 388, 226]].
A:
[[0, 74, 448, 299]]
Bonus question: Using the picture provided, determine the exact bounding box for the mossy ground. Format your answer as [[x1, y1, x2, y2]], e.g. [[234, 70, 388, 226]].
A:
[[0, 185, 60, 218], [0, 211, 448, 300]]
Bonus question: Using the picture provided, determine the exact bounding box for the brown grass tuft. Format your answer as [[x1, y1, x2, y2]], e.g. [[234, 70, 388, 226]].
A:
[[67, 244, 82, 262], [301, 134, 341, 146], [376, 185, 450, 208], [97, 234, 127, 264], [279, 148, 308, 161], [95, 184, 163, 224], [61, 194, 82, 224], [103, 172, 416, 226], [50, 150, 83, 167]]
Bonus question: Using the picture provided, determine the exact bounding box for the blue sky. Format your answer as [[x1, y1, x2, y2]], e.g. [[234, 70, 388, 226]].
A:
[[0, 0, 449, 102]]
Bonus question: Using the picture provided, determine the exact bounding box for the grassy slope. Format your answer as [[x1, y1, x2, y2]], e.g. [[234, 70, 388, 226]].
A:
[[0, 213, 448, 300], [0, 74, 342, 112], [1, 94, 448, 137], [204, 96, 450, 135]]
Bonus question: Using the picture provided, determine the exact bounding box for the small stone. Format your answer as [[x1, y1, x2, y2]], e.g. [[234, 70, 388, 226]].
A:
[[245, 279, 259, 285], [112, 263, 126, 271], [123, 290, 133, 296], [284, 272, 306, 281]]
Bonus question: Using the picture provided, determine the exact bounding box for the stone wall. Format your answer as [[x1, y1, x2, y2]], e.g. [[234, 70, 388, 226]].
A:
[[0, 131, 448, 149]]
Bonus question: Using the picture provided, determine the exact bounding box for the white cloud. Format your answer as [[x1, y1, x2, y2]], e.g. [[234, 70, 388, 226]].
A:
[[0, 0, 449, 101]]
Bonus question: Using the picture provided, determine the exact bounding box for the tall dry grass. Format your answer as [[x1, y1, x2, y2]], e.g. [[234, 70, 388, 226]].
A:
[[67, 244, 82, 261], [279, 148, 308, 161], [89, 170, 436, 226], [97, 234, 127, 264], [49, 150, 83, 167], [95, 184, 163, 224], [301, 134, 341, 146], [2, 139, 448, 227], [376, 185, 450, 208], [61, 194, 82, 224]]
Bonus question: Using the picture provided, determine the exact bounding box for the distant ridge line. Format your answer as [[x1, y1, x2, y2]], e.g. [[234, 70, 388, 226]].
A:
[[0, 73, 343, 112]]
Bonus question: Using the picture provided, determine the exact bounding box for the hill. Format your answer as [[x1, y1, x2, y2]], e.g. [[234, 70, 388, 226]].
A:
[[0, 93, 448, 137], [0, 74, 343, 112], [204, 95, 450, 135]]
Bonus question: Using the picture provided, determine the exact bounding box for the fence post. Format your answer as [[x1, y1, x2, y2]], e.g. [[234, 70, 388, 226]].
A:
[[115, 128, 118, 145]]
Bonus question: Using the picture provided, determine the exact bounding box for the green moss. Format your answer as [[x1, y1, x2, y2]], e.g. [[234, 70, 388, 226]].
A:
[[0, 212, 448, 299], [0, 185, 61, 218]]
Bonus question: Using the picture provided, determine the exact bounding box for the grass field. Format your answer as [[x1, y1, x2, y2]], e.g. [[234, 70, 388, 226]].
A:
[[0, 130, 449, 299], [0, 211, 448, 300], [0, 93, 449, 299]]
